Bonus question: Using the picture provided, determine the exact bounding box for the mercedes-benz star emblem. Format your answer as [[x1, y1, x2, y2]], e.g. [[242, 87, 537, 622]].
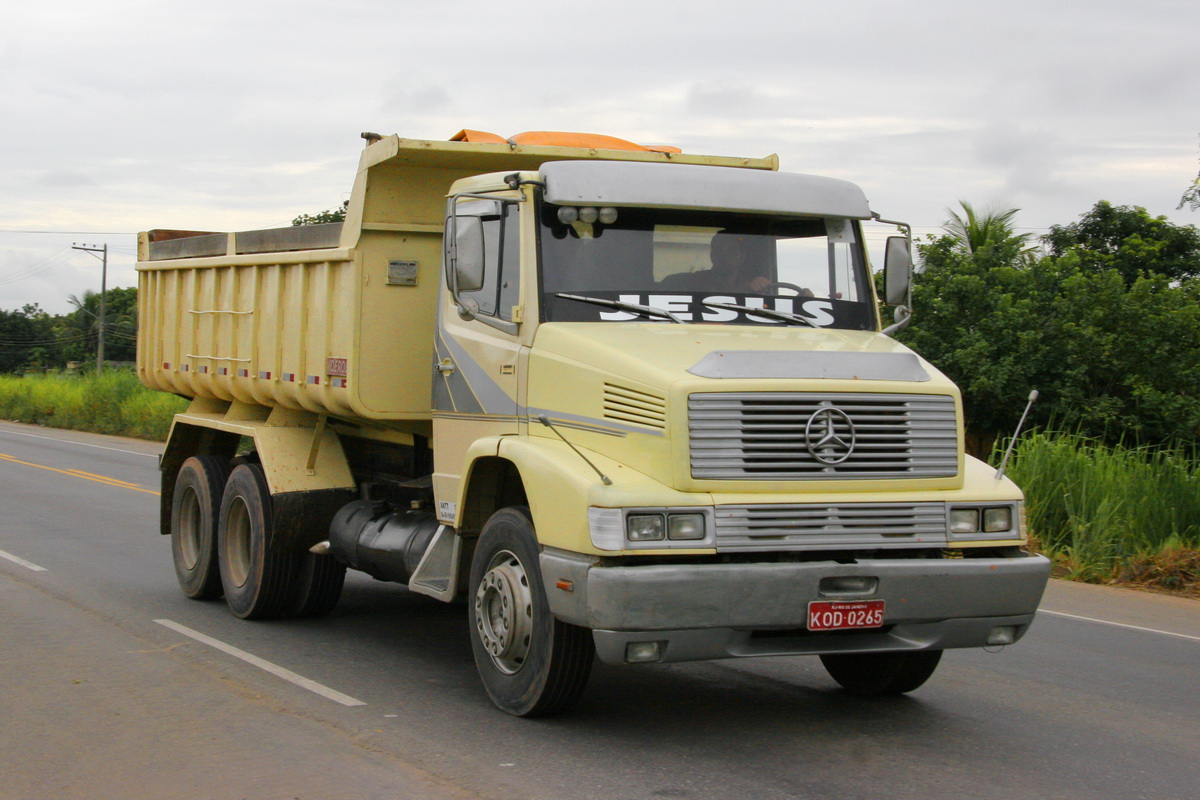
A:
[[805, 407, 856, 465]]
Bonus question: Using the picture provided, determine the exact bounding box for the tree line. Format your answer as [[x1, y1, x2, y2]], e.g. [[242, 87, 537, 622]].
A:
[[899, 200, 1200, 454], [0, 287, 138, 373]]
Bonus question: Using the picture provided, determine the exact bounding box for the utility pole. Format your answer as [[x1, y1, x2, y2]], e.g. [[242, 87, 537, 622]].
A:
[[71, 242, 108, 373]]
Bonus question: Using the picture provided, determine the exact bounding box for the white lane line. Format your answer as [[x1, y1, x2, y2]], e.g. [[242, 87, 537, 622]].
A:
[[0, 549, 48, 572], [0, 427, 159, 458], [154, 619, 367, 707], [1040, 609, 1200, 643]]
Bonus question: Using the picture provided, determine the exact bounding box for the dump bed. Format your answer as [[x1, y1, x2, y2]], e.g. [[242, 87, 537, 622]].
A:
[[136, 133, 777, 423]]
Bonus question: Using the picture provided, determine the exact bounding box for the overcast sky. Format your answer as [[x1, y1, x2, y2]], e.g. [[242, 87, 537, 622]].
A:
[[2, 0, 1198, 314]]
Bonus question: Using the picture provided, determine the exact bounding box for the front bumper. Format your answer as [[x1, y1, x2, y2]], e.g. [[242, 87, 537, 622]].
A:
[[540, 550, 1051, 665]]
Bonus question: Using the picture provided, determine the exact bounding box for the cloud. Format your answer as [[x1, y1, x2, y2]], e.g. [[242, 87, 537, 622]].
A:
[[973, 123, 1067, 197], [685, 82, 768, 116], [380, 77, 452, 119], [35, 169, 97, 188]]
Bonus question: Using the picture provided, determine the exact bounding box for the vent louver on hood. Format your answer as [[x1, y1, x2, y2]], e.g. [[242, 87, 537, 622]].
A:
[[603, 383, 667, 430]]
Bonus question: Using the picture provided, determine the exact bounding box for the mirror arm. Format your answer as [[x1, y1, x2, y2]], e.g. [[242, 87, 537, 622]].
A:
[[444, 197, 461, 298], [872, 214, 911, 238], [881, 305, 912, 336]]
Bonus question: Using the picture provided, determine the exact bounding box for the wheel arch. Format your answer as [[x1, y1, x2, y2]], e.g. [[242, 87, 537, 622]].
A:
[[459, 455, 528, 534], [160, 403, 356, 551], [455, 455, 528, 596]]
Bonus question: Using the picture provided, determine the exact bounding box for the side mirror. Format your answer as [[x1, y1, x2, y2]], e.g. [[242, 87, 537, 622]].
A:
[[883, 236, 912, 306], [446, 215, 485, 293]]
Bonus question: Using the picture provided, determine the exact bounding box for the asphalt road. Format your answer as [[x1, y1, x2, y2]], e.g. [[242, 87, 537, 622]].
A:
[[1, 420, 1198, 800]]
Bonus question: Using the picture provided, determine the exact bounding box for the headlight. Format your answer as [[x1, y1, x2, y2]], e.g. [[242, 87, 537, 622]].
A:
[[668, 513, 706, 540], [983, 506, 1013, 533], [948, 504, 1019, 539], [588, 508, 712, 549], [950, 508, 980, 533], [627, 514, 665, 541]]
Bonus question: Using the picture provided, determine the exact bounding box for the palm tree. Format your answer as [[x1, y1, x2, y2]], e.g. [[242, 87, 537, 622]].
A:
[[942, 201, 1035, 266], [59, 289, 138, 365], [1179, 176, 1199, 212]]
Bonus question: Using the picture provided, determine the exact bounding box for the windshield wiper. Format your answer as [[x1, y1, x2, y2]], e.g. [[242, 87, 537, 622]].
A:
[[556, 293, 688, 324], [701, 300, 818, 328]]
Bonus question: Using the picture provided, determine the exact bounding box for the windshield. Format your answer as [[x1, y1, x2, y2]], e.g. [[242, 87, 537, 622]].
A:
[[538, 204, 875, 329]]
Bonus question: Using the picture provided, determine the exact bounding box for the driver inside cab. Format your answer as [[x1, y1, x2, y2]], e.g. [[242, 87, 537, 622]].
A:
[[660, 232, 785, 294]]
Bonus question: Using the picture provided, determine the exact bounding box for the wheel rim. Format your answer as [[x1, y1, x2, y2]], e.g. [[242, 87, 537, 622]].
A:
[[474, 549, 534, 675], [178, 485, 202, 569], [224, 496, 253, 588]]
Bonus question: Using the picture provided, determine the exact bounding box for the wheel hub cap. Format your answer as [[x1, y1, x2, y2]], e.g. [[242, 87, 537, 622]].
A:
[[474, 551, 533, 675]]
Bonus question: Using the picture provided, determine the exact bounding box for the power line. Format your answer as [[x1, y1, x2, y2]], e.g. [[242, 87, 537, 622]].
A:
[[0, 326, 138, 341], [0, 248, 78, 285], [0, 335, 90, 347]]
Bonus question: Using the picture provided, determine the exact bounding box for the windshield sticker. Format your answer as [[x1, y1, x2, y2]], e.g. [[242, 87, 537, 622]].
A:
[[543, 292, 873, 330]]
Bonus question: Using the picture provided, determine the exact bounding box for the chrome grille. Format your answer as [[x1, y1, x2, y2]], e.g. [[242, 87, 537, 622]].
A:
[[714, 502, 949, 551], [689, 392, 958, 479]]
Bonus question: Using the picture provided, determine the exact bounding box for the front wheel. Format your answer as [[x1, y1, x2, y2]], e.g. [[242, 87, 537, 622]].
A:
[[820, 650, 943, 696], [468, 507, 594, 716]]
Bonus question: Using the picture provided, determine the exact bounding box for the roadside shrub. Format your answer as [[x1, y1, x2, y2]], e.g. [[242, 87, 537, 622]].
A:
[[1005, 431, 1200, 592], [0, 370, 186, 440]]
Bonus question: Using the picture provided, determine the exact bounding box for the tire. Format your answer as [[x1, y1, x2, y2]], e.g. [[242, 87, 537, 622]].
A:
[[170, 455, 231, 599], [468, 506, 594, 717], [288, 553, 346, 618], [820, 650, 943, 696], [217, 463, 303, 619]]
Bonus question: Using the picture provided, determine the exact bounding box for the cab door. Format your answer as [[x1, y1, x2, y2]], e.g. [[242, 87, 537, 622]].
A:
[[432, 194, 525, 524]]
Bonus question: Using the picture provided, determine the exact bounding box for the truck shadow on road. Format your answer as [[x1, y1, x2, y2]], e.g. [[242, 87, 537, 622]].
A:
[[291, 576, 966, 739]]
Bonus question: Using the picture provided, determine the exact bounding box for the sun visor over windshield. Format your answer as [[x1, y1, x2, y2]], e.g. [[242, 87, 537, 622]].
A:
[[540, 161, 873, 219]]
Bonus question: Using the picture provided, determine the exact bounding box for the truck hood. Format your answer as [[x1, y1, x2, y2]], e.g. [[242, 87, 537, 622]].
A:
[[530, 322, 953, 393], [527, 322, 964, 495]]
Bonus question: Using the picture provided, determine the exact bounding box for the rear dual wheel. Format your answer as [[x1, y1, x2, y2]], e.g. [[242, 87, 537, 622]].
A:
[[216, 463, 344, 619], [170, 455, 231, 599], [218, 464, 302, 619], [290, 549, 346, 618]]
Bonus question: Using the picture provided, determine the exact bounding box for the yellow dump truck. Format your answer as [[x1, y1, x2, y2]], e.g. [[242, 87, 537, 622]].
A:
[[138, 129, 1050, 716]]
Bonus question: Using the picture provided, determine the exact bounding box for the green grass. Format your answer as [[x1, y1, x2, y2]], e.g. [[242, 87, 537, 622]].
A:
[[1004, 431, 1200, 591], [0, 370, 188, 441]]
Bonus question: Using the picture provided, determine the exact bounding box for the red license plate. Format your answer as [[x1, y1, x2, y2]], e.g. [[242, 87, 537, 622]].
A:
[[807, 600, 886, 631]]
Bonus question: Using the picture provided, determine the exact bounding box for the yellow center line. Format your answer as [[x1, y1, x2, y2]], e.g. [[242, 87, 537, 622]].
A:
[[0, 453, 160, 495], [67, 468, 144, 489]]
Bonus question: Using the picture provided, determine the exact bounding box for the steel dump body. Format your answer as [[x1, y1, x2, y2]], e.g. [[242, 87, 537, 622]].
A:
[[136, 136, 776, 424]]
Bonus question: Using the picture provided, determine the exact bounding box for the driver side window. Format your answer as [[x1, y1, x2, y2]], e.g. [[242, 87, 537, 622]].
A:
[[459, 203, 520, 321]]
